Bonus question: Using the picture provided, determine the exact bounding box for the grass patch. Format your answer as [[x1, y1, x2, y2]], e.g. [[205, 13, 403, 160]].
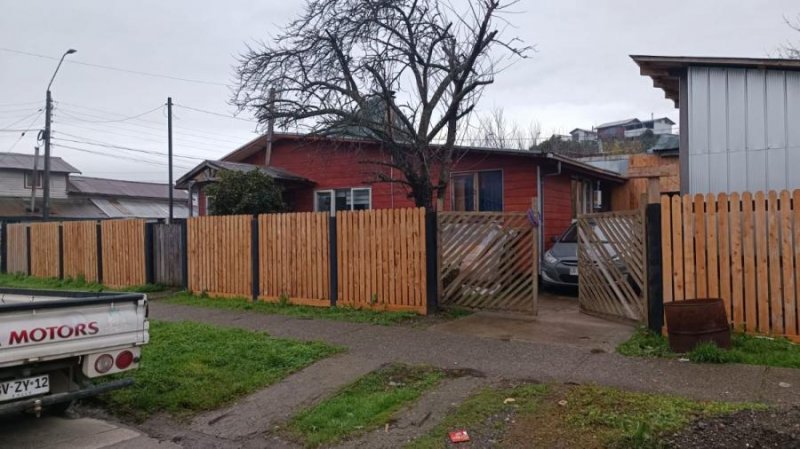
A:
[[0, 272, 165, 293], [288, 364, 444, 447], [163, 292, 419, 326], [97, 320, 340, 421], [408, 383, 762, 449], [405, 383, 548, 449], [617, 328, 800, 369], [561, 385, 760, 448]]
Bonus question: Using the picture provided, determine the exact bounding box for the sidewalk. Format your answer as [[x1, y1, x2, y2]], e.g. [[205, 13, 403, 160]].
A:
[[150, 301, 800, 406]]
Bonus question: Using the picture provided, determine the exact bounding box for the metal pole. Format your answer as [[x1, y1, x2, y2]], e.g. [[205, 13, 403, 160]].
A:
[[167, 97, 174, 224], [29, 146, 39, 214], [42, 90, 52, 220]]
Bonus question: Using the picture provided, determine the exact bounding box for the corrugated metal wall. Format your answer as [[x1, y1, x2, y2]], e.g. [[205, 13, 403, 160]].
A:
[[687, 66, 800, 194]]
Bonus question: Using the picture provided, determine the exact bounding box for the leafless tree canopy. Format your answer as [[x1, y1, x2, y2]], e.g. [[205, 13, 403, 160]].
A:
[[461, 107, 541, 150], [233, 0, 529, 209], [778, 14, 800, 59]]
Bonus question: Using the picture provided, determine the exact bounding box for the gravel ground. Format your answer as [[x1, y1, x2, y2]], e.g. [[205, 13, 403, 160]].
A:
[[665, 407, 800, 449]]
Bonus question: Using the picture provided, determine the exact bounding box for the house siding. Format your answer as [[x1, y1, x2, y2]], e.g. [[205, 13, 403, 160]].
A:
[[0, 170, 68, 199]]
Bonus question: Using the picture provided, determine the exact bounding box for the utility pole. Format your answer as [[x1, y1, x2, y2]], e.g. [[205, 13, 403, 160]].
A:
[[42, 48, 77, 220], [167, 97, 174, 223], [29, 146, 39, 214], [264, 88, 275, 166]]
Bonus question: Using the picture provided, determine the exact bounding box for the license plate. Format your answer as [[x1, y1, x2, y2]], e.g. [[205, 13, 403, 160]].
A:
[[0, 375, 49, 402], [569, 267, 579, 276]]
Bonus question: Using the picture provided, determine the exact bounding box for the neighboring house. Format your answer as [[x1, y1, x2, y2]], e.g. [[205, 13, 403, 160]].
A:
[[595, 117, 675, 140], [175, 133, 626, 248], [0, 152, 186, 220], [632, 55, 800, 195], [570, 128, 598, 142], [68, 176, 188, 219]]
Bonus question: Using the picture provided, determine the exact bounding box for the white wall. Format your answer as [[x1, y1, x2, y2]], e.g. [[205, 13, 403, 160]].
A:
[[0, 170, 68, 198], [687, 66, 800, 194]]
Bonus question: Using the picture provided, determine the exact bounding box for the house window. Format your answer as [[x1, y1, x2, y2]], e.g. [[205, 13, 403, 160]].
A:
[[451, 170, 503, 212], [315, 187, 372, 215], [24, 172, 42, 189]]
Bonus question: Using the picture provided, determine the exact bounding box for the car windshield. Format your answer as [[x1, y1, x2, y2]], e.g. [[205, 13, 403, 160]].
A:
[[559, 224, 578, 243]]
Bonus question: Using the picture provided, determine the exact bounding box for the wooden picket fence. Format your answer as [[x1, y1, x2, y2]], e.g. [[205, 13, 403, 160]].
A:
[[258, 212, 330, 307], [101, 219, 146, 288], [63, 221, 99, 282], [337, 208, 427, 314], [6, 223, 27, 274], [187, 214, 252, 297], [30, 222, 60, 278], [661, 191, 800, 341]]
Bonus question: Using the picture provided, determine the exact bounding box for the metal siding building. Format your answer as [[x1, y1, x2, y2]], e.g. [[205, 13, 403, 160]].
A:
[[632, 56, 800, 195]]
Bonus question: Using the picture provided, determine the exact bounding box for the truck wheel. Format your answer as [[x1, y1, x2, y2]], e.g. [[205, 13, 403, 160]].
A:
[[47, 400, 74, 416]]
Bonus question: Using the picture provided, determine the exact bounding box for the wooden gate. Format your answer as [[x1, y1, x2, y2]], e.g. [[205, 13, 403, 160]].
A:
[[577, 210, 646, 322], [438, 212, 538, 313]]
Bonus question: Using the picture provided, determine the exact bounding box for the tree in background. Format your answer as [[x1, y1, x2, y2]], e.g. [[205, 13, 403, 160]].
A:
[[233, 0, 529, 209], [778, 14, 800, 58], [205, 169, 286, 216]]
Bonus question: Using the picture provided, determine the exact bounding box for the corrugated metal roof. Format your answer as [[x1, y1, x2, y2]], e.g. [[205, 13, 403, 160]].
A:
[[0, 153, 80, 173], [0, 197, 105, 219], [647, 134, 680, 153], [175, 160, 314, 188], [596, 118, 640, 129], [90, 198, 188, 219], [69, 176, 188, 200]]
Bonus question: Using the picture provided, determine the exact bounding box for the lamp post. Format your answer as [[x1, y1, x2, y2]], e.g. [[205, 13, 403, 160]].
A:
[[42, 48, 76, 220]]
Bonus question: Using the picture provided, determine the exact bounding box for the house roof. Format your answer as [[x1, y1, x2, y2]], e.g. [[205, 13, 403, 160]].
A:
[[647, 133, 680, 155], [0, 197, 105, 219], [631, 55, 800, 106], [68, 176, 188, 200], [213, 133, 627, 184], [174, 159, 313, 189], [596, 118, 640, 129], [0, 153, 80, 173], [569, 128, 596, 134], [642, 117, 675, 125], [90, 198, 189, 219]]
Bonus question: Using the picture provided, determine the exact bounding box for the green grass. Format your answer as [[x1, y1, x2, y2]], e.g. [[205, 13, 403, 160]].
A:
[[288, 364, 445, 447], [0, 272, 165, 293], [563, 386, 760, 448], [98, 320, 340, 421], [163, 292, 419, 326], [404, 384, 549, 449], [617, 328, 800, 369]]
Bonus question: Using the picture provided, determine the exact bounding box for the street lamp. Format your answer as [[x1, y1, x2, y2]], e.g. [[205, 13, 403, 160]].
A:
[[42, 48, 77, 220]]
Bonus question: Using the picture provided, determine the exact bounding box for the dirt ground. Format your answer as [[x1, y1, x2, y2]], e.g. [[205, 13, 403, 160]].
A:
[[664, 407, 800, 449]]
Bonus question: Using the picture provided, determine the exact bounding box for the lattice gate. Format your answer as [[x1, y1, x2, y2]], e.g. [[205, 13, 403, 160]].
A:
[[438, 212, 538, 313], [577, 210, 646, 322]]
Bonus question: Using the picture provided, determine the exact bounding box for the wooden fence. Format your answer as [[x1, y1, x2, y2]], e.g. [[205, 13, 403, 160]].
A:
[[63, 221, 99, 282], [101, 219, 146, 288], [661, 191, 800, 340], [337, 208, 427, 314], [187, 215, 252, 297], [30, 222, 60, 278], [6, 223, 28, 274], [152, 223, 184, 286], [259, 212, 330, 306]]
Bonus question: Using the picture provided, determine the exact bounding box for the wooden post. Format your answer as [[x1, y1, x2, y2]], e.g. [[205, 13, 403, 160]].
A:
[[57, 223, 64, 280], [180, 220, 188, 290], [645, 178, 664, 332], [531, 197, 539, 316], [329, 215, 338, 307], [96, 221, 103, 284], [144, 223, 155, 285], [425, 209, 439, 313], [25, 225, 31, 276], [0, 221, 7, 274], [251, 216, 260, 301]]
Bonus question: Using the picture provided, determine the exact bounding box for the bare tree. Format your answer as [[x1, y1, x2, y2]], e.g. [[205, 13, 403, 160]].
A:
[[463, 107, 540, 150], [233, 0, 529, 209], [778, 14, 800, 59]]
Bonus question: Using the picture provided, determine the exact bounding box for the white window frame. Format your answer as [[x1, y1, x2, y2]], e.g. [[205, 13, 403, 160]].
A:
[[314, 187, 372, 215], [24, 172, 42, 189]]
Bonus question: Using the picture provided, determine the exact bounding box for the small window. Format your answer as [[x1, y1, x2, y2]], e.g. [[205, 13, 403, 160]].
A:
[[315, 187, 372, 215], [24, 172, 42, 189], [451, 170, 503, 212]]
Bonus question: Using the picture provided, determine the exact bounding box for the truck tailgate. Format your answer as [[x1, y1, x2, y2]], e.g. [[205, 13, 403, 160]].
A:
[[0, 292, 148, 368]]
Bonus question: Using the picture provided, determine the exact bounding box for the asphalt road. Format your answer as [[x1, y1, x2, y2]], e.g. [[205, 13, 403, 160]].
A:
[[0, 414, 177, 449]]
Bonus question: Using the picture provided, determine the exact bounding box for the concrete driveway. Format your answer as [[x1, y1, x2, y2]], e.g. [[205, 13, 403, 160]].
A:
[[0, 414, 177, 449]]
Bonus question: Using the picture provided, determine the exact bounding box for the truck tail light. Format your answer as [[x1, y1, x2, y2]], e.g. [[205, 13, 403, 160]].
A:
[[95, 354, 114, 373], [115, 350, 134, 370]]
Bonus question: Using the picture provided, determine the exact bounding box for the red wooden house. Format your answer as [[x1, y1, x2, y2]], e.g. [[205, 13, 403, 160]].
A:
[[175, 133, 625, 246]]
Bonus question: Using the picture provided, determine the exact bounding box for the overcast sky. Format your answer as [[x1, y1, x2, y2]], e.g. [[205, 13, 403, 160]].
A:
[[1, 0, 798, 183]]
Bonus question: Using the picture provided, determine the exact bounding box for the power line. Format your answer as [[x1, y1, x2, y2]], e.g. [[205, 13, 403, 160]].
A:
[[5, 109, 44, 152], [53, 143, 194, 170], [174, 104, 259, 123], [54, 105, 164, 124], [0, 47, 230, 87], [53, 135, 207, 162]]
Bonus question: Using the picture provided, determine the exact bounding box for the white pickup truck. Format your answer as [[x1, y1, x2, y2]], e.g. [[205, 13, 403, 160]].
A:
[[0, 288, 149, 416]]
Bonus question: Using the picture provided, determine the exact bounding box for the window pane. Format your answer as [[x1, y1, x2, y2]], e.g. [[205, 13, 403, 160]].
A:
[[334, 189, 350, 211], [315, 191, 332, 213], [452, 174, 475, 211], [352, 188, 370, 210], [478, 171, 503, 211]]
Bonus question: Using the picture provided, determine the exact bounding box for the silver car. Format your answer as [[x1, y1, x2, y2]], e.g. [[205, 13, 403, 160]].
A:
[[541, 223, 579, 288]]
